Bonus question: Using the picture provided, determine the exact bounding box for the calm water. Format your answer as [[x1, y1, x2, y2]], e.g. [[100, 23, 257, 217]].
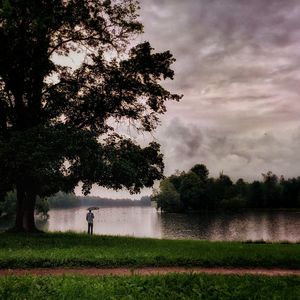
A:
[[31, 207, 300, 242]]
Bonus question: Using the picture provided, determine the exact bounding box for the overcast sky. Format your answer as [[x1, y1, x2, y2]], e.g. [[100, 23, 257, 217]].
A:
[[84, 0, 300, 198]]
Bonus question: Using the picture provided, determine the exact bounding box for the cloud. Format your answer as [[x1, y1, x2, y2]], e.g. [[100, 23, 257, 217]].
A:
[[157, 119, 300, 181], [140, 0, 300, 98], [159, 118, 203, 159]]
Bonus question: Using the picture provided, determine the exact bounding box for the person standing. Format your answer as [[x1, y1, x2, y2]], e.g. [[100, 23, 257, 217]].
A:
[[86, 209, 94, 235]]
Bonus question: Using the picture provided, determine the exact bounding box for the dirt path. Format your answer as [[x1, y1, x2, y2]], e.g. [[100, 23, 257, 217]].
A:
[[1, 267, 300, 277]]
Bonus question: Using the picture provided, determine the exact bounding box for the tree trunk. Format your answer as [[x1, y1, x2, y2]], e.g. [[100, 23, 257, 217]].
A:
[[14, 185, 25, 232], [23, 191, 37, 232], [14, 186, 38, 232]]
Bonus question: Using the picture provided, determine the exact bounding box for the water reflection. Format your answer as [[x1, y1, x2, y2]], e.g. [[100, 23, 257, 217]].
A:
[[158, 211, 300, 242], [38, 207, 162, 238], [3, 207, 300, 242]]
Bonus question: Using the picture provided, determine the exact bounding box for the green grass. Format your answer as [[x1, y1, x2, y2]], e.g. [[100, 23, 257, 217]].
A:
[[1, 232, 300, 269], [0, 274, 300, 299]]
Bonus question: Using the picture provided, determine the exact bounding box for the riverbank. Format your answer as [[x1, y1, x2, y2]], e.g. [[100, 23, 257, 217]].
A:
[[1, 232, 300, 269]]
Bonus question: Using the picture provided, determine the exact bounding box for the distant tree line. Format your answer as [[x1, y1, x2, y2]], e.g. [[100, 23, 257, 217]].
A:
[[77, 195, 151, 207], [152, 164, 300, 212], [48, 192, 151, 208], [0, 191, 151, 218], [47, 192, 81, 208]]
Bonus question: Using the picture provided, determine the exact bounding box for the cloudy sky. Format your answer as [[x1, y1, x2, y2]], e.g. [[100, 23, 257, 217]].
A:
[[86, 0, 300, 198]]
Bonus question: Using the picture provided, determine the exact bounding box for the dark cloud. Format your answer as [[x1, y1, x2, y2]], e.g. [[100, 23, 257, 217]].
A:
[[160, 118, 203, 159]]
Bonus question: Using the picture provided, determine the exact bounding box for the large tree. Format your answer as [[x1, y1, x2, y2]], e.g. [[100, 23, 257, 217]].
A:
[[0, 0, 181, 232]]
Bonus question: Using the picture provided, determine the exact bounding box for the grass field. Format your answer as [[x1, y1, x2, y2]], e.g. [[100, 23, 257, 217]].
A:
[[0, 273, 300, 299], [1, 232, 300, 269]]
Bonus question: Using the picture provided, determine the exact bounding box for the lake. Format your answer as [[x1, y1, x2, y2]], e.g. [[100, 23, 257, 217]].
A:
[[31, 206, 300, 242]]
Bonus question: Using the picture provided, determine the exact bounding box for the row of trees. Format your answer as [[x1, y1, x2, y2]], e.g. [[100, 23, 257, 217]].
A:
[[152, 164, 300, 212]]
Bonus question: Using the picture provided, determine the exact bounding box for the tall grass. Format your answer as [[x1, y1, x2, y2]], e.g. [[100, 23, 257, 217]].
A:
[[1, 232, 300, 269], [0, 274, 300, 299]]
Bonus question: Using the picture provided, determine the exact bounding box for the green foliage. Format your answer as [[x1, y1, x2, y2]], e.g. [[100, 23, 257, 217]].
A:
[[179, 172, 206, 210], [190, 163, 209, 182], [281, 178, 300, 208], [168, 173, 183, 191], [0, 274, 300, 300], [262, 171, 281, 207], [152, 179, 182, 212], [247, 181, 264, 208], [152, 163, 300, 213], [235, 178, 247, 195], [213, 173, 234, 204]]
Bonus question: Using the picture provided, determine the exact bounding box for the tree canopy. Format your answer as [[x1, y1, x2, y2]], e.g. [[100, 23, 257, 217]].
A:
[[0, 0, 181, 231]]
